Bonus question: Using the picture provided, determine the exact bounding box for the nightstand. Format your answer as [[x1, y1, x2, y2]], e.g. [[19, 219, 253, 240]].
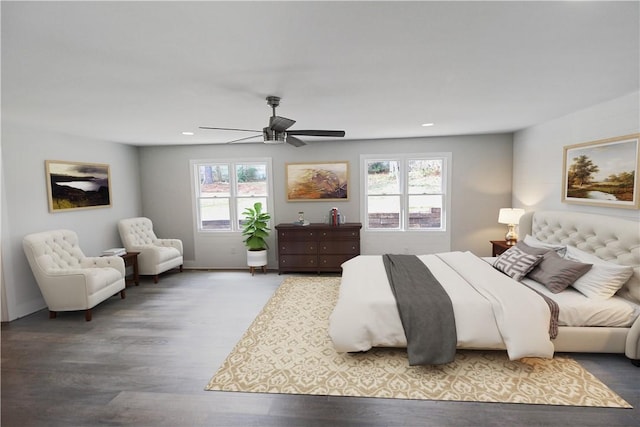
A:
[[490, 240, 512, 257]]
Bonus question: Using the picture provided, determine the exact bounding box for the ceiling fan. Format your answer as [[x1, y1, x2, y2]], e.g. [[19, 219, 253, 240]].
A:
[[199, 96, 345, 147]]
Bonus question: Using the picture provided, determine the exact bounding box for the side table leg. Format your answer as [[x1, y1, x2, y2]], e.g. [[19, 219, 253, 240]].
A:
[[133, 260, 139, 286]]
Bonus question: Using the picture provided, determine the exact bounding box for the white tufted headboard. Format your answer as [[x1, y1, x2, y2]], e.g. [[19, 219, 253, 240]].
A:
[[519, 211, 640, 304]]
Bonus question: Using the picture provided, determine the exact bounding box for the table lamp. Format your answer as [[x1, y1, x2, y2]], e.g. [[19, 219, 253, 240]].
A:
[[498, 208, 525, 245]]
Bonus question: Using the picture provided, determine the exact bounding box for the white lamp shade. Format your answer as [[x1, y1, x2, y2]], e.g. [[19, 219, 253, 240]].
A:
[[498, 208, 525, 225]]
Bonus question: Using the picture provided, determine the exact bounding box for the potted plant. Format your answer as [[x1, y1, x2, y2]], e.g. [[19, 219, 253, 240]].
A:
[[241, 202, 271, 274]]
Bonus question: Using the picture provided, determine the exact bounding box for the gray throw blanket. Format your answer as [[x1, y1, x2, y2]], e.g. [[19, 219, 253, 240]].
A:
[[382, 254, 457, 365], [522, 284, 560, 339]]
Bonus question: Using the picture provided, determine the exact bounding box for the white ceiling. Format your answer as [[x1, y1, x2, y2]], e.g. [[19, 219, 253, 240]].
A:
[[2, 1, 639, 146]]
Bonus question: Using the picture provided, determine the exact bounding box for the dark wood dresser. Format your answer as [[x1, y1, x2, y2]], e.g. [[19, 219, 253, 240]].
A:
[[275, 223, 362, 273]]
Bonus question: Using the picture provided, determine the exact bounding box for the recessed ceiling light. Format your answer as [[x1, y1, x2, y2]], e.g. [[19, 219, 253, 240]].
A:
[[182, 131, 195, 136], [421, 123, 434, 127]]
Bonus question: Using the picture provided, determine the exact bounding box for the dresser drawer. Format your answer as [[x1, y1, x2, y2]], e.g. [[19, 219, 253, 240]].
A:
[[279, 241, 317, 255], [318, 240, 360, 254], [278, 229, 317, 241], [278, 254, 318, 269], [318, 254, 358, 270], [318, 229, 360, 240]]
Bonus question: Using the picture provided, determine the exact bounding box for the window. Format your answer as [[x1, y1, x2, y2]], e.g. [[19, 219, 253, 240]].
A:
[[362, 153, 450, 231], [192, 159, 272, 232]]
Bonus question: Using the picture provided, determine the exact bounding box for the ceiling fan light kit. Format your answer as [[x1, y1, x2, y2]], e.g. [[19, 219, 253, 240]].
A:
[[200, 96, 345, 147]]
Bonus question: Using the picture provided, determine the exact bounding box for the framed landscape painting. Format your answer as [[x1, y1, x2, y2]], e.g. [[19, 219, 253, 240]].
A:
[[286, 161, 349, 201], [562, 134, 639, 209], [45, 160, 112, 212]]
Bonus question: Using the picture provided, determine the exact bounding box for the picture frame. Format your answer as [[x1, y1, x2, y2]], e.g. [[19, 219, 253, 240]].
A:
[[286, 161, 349, 201], [562, 133, 639, 209], [45, 160, 112, 212]]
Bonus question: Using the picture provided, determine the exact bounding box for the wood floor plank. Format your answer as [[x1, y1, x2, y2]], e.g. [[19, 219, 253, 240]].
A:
[[2, 270, 638, 426]]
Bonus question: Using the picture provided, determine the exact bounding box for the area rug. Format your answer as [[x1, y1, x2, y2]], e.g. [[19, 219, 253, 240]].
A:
[[206, 277, 631, 408]]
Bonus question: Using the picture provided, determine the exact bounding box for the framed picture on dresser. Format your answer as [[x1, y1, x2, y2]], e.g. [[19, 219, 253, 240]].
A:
[[562, 133, 639, 209]]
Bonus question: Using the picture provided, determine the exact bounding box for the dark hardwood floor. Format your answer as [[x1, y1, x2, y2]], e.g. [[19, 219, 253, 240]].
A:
[[2, 270, 638, 427]]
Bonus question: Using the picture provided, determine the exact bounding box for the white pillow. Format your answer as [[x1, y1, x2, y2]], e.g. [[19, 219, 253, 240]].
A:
[[523, 235, 567, 256], [564, 246, 634, 299]]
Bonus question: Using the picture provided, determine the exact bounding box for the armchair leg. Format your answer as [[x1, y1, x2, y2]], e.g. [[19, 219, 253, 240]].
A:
[[180, 265, 183, 272], [85, 309, 92, 322], [49, 311, 57, 319], [153, 275, 159, 284], [120, 290, 126, 299]]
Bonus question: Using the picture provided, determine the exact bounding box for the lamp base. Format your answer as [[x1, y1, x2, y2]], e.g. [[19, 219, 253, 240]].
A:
[[505, 224, 518, 246]]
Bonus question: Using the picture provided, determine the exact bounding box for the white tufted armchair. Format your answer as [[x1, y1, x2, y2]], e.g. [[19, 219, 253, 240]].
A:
[[117, 217, 183, 283], [23, 229, 126, 321]]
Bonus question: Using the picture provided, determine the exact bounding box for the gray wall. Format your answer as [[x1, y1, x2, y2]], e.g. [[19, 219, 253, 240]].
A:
[[0, 125, 512, 321], [139, 133, 513, 269], [513, 91, 640, 221], [1, 123, 142, 321], [5, 88, 638, 323]]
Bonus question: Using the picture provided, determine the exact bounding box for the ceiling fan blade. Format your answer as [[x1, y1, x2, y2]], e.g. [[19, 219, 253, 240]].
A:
[[269, 116, 296, 132], [227, 134, 263, 144], [286, 130, 345, 137], [199, 126, 261, 133], [286, 135, 306, 147]]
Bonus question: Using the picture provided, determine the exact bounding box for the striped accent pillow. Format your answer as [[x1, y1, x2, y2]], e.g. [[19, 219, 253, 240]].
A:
[[493, 246, 543, 281]]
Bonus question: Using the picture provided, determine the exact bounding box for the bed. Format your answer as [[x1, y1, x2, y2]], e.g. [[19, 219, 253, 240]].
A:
[[328, 210, 640, 365]]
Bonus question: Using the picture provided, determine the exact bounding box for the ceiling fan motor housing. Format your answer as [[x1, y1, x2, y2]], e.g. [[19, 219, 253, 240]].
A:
[[262, 127, 285, 144]]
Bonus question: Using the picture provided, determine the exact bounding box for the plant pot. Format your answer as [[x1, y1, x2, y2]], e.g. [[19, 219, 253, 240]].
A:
[[247, 249, 267, 275]]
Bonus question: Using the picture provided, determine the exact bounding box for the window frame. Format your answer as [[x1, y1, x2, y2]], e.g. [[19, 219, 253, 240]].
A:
[[360, 152, 451, 232], [190, 158, 274, 234]]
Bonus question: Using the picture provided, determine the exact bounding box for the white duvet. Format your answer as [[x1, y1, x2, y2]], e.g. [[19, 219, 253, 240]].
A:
[[328, 251, 555, 360]]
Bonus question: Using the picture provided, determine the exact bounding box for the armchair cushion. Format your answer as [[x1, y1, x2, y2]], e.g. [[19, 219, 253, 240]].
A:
[[81, 256, 126, 276]]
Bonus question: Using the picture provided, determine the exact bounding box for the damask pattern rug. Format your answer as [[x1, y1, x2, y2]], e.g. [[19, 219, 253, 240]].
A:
[[206, 277, 631, 408]]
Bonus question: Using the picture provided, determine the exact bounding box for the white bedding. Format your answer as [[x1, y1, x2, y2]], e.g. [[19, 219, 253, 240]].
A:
[[329, 251, 555, 360], [483, 256, 640, 327], [522, 278, 640, 327]]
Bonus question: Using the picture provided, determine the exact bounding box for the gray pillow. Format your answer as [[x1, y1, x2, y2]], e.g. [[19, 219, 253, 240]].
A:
[[516, 241, 552, 256], [493, 246, 543, 281], [528, 250, 592, 293]]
